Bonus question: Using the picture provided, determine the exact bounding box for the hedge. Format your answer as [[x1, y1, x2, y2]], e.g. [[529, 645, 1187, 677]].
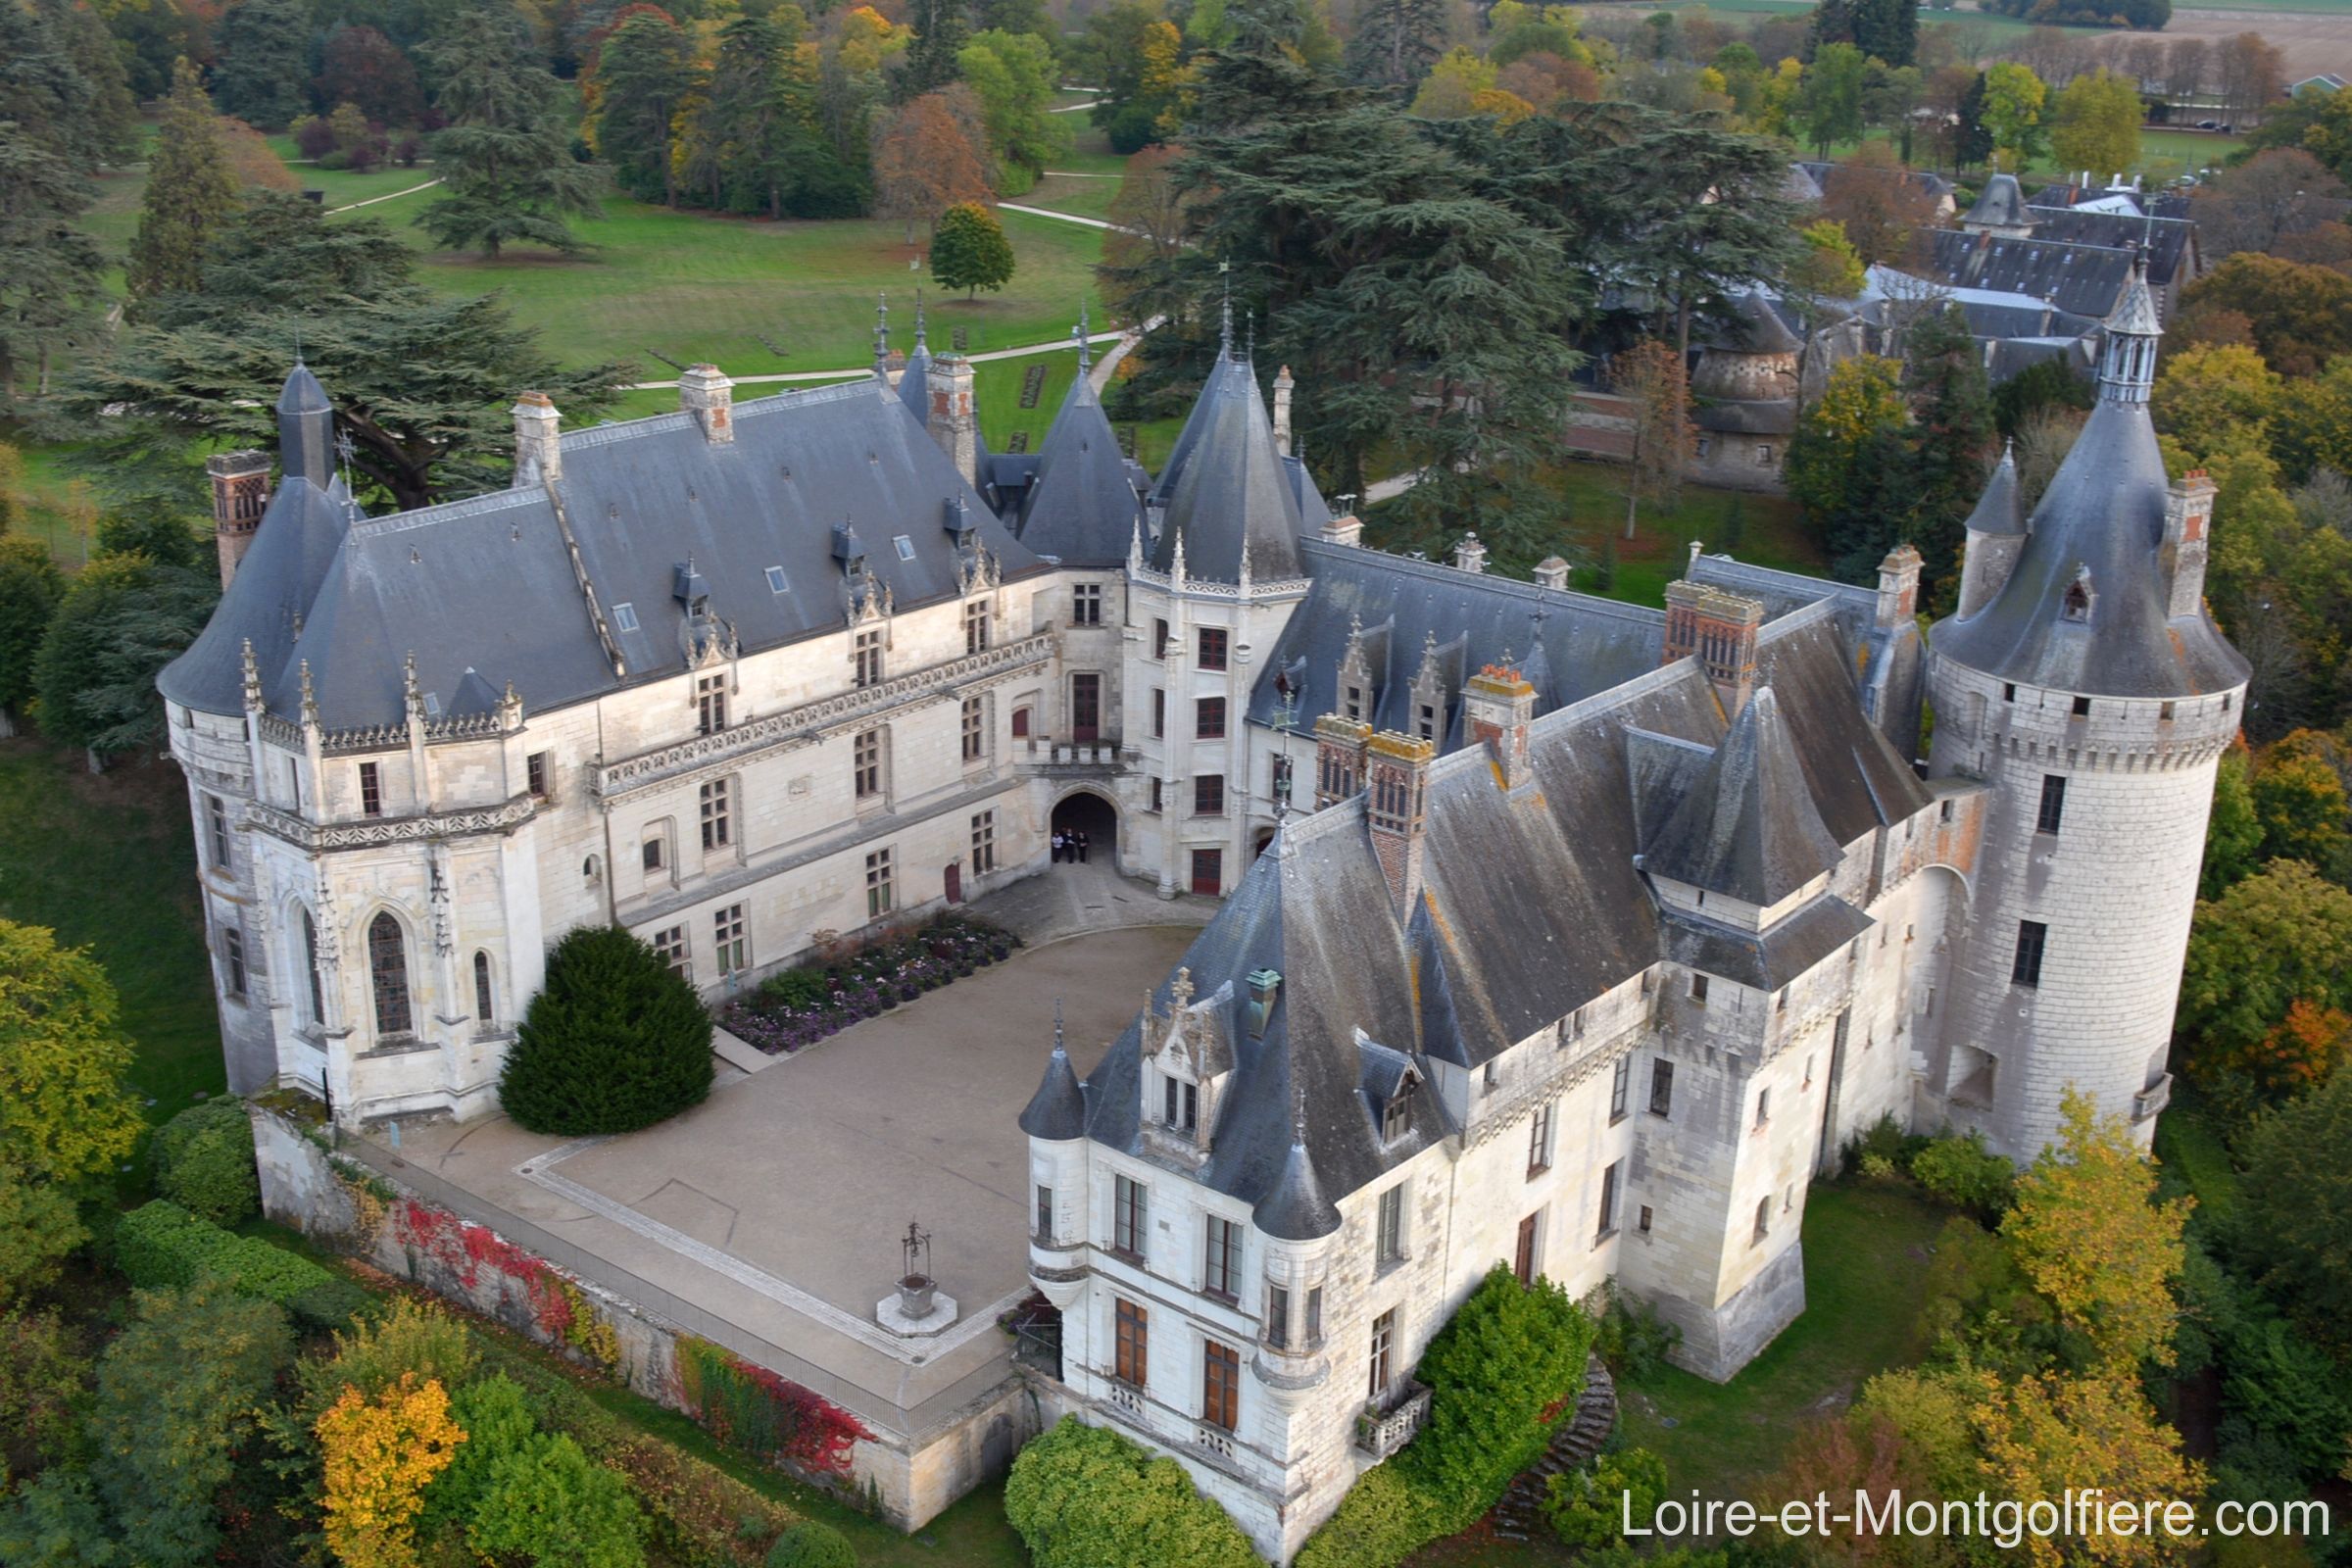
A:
[[499, 924, 714, 1135], [1004, 1418, 1259, 1568], [766, 1519, 858, 1568], [1296, 1266, 1598, 1568], [151, 1099, 261, 1225], [115, 1200, 365, 1325]]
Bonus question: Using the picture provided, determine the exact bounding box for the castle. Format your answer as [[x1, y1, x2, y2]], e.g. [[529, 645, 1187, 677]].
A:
[[165, 269, 2241, 1561]]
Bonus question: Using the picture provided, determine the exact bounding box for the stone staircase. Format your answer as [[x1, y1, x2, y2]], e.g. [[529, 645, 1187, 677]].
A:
[[1491, 1353, 1619, 1542]]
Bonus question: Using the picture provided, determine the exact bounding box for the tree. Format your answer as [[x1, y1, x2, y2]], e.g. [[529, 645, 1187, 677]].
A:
[[127, 60, 241, 307], [2001, 1088, 2190, 1372], [869, 89, 994, 243], [586, 12, 699, 206], [2251, 730, 2352, 880], [75, 194, 631, 513], [212, 0, 314, 128], [2237, 1062, 2352, 1339], [2049, 69, 2142, 181], [766, 1520, 858, 1568], [88, 1282, 296, 1568], [30, 552, 218, 762], [1901, 301, 1995, 605], [0, 539, 62, 736], [930, 200, 1015, 298], [151, 1098, 261, 1226], [2179, 255, 2352, 379], [1820, 141, 1938, 269], [0, 1307, 82, 1490], [1101, 144, 1195, 326], [0, 1, 108, 406], [420, 1372, 533, 1534], [2201, 743, 2264, 900], [2188, 149, 2350, 265], [318, 1375, 466, 1568], [1005, 1418, 1260, 1568], [45, 0, 137, 164], [900, 0, 969, 97], [1797, 41, 1867, 158], [1980, 62, 2046, 172], [498, 924, 714, 1136], [1613, 341, 1691, 541], [1970, 1373, 2202, 1568], [2178, 858, 2352, 1089], [317, 24, 426, 128], [2152, 342, 2281, 466], [416, 11, 604, 258], [1410, 47, 1499, 119], [1785, 354, 1912, 578], [466, 1431, 647, 1568], [671, 14, 842, 219], [1347, 0, 1448, 90], [956, 28, 1069, 186]]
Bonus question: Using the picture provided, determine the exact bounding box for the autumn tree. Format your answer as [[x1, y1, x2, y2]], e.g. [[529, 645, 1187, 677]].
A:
[[127, 60, 241, 306], [2177, 858, 2352, 1094], [870, 87, 994, 243], [931, 200, 1015, 298], [1786, 354, 1912, 578], [0, 920, 146, 1298], [2152, 342, 2281, 466], [317, 24, 425, 127], [1612, 341, 1691, 541], [585, 12, 698, 206], [1971, 1372, 2203, 1568], [417, 10, 604, 258], [1411, 47, 1501, 119], [1820, 141, 1937, 269], [2001, 1088, 2190, 1372], [2050, 69, 2142, 181], [2251, 730, 2352, 879], [2180, 256, 2352, 379], [1100, 144, 1194, 327], [2188, 149, 2349, 265], [1979, 62, 2046, 172], [318, 1375, 467, 1568]]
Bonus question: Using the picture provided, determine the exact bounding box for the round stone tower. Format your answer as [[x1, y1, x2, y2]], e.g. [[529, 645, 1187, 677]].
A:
[[1924, 264, 2248, 1160]]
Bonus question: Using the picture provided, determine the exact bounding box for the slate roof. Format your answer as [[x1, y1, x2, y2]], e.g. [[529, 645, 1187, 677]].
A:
[[1695, 400, 1797, 436], [1708, 289, 1803, 356], [1148, 349, 1317, 582], [278, 363, 335, 492], [1061, 610, 1927, 1213], [1933, 378, 2250, 698], [163, 374, 1048, 728], [1247, 543, 1665, 736], [1923, 229, 2139, 319], [1961, 173, 2034, 230], [2025, 208, 2193, 288], [1638, 687, 1841, 906], [1018, 1042, 1089, 1141], [1964, 443, 2024, 536], [161, 476, 354, 717], [1015, 368, 1145, 567]]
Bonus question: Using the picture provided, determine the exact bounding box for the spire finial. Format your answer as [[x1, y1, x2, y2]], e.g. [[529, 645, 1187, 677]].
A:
[[913, 290, 927, 354], [873, 291, 889, 375], [1053, 997, 1065, 1054], [1073, 301, 1091, 373], [1245, 312, 1255, 365], [1218, 262, 1233, 357], [292, 325, 303, 365]]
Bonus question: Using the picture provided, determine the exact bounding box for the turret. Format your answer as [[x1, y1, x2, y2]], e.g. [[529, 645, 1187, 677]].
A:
[[277, 362, 334, 492], [1020, 1004, 1091, 1309], [1954, 442, 2025, 620]]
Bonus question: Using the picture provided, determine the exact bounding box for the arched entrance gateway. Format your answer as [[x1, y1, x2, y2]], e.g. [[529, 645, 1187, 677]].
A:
[[1050, 790, 1118, 870]]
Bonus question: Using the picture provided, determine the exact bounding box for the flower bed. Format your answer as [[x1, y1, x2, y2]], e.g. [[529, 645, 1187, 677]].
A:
[[716, 912, 1021, 1056]]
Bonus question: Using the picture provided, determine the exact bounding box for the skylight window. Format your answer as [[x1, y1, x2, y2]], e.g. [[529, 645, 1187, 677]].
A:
[[764, 565, 789, 594], [893, 535, 915, 561], [612, 603, 639, 632]]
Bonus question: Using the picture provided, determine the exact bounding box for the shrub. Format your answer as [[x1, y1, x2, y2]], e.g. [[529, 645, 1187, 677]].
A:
[[1293, 1464, 1446, 1568], [292, 114, 338, 160], [499, 925, 713, 1136], [1544, 1446, 1667, 1548], [766, 1519, 857, 1568], [466, 1430, 647, 1568], [1592, 1283, 1680, 1381], [115, 1200, 338, 1308], [150, 1099, 260, 1225], [1841, 1112, 1926, 1178], [1004, 1417, 1258, 1568], [1911, 1128, 2016, 1220], [422, 1373, 538, 1534]]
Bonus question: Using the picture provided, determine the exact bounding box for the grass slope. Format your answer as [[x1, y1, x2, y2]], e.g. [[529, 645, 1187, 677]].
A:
[[0, 741, 222, 1119]]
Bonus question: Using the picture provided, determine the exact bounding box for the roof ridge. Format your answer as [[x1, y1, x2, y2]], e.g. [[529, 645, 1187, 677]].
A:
[[1300, 540, 1667, 627]]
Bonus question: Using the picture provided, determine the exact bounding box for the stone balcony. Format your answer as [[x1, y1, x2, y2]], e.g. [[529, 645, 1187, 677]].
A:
[[1028, 739, 1132, 775], [1356, 1381, 1433, 1459]]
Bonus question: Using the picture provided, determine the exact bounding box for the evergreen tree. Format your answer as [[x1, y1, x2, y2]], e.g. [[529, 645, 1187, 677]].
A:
[[901, 0, 970, 97], [1786, 354, 1914, 580], [671, 13, 853, 218], [78, 193, 632, 512], [1900, 301, 1994, 607], [417, 9, 604, 258], [127, 60, 241, 307], [0, 539, 65, 737], [43, 0, 138, 165], [212, 0, 314, 129], [931, 200, 1016, 296], [586, 11, 700, 206], [0, 0, 107, 405], [30, 551, 218, 762], [1955, 71, 1993, 172], [1345, 0, 1447, 92], [498, 924, 713, 1136]]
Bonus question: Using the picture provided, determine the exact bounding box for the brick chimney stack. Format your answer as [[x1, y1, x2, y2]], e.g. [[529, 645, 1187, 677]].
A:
[[1364, 732, 1436, 914], [927, 355, 979, 490], [679, 364, 734, 444], [1463, 664, 1537, 792], [513, 392, 562, 487], [2163, 468, 2216, 620], [208, 450, 272, 589], [1662, 579, 1764, 717]]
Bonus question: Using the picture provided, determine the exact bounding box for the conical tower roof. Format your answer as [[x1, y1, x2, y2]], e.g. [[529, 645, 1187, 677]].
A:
[[1018, 1036, 1088, 1141], [1148, 349, 1304, 581], [1017, 368, 1142, 566], [1253, 1133, 1341, 1241], [1961, 172, 2034, 231], [1642, 687, 1840, 906], [1964, 442, 2024, 537]]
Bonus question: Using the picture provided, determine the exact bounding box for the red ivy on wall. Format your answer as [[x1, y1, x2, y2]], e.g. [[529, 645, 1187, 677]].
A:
[[394, 1199, 577, 1339], [674, 1336, 870, 1481]]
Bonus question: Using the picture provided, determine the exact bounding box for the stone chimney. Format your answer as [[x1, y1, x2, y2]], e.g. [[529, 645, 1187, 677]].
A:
[[1534, 556, 1570, 590], [208, 450, 272, 589], [2163, 468, 2216, 620], [679, 364, 733, 444], [1321, 512, 1362, 548], [926, 355, 979, 490], [1364, 732, 1435, 914], [1272, 365, 1295, 458], [1662, 579, 1764, 717], [1452, 532, 1487, 574], [1463, 663, 1537, 792], [1312, 712, 1371, 809], [1247, 967, 1281, 1039], [1875, 544, 1923, 630], [513, 392, 562, 487]]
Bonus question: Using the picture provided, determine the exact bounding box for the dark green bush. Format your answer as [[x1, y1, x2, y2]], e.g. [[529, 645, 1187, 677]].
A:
[[499, 925, 714, 1136], [1841, 1112, 1927, 1178], [1544, 1446, 1666, 1548], [1293, 1465, 1444, 1568], [287, 1277, 372, 1331], [150, 1098, 260, 1225], [1592, 1283, 1680, 1381], [765, 1519, 857, 1568], [1910, 1128, 2016, 1219], [115, 1200, 337, 1307], [1004, 1417, 1258, 1568]]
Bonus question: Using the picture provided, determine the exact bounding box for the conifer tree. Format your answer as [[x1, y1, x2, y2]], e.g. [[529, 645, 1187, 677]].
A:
[[931, 200, 1016, 297], [30, 551, 218, 763], [1345, 0, 1448, 92], [902, 0, 970, 97], [44, 0, 139, 165], [127, 61, 241, 307], [416, 9, 604, 258], [0, 539, 65, 738], [211, 0, 314, 129], [586, 11, 699, 206], [1900, 301, 1994, 606], [498, 924, 713, 1136], [0, 0, 107, 405]]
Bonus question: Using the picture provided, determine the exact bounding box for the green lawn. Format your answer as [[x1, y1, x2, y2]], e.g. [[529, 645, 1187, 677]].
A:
[[0, 740, 222, 1121], [1018, 171, 1123, 221]]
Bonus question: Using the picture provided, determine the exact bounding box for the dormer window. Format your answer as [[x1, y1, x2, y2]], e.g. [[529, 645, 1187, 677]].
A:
[[2062, 571, 2093, 622], [1381, 1076, 1414, 1142], [1163, 1074, 1199, 1137]]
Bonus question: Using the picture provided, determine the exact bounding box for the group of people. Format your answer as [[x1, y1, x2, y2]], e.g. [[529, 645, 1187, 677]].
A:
[[1051, 828, 1093, 863]]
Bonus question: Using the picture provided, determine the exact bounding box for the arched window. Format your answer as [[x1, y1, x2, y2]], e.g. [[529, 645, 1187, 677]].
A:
[[301, 908, 325, 1026], [473, 951, 495, 1027], [368, 911, 412, 1037]]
